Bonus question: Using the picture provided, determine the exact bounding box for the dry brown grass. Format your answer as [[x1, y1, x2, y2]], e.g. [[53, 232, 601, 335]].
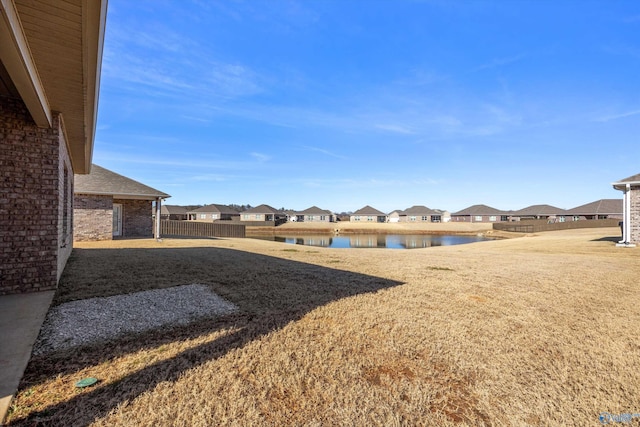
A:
[[7, 227, 640, 426]]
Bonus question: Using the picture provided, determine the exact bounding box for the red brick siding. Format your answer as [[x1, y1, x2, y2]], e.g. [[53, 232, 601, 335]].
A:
[[73, 194, 113, 241], [57, 120, 73, 281], [116, 199, 153, 238], [0, 96, 69, 294]]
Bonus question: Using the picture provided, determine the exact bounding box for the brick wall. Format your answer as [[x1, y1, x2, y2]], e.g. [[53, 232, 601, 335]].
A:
[[630, 188, 640, 244], [0, 96, 70, 294], [56, 119, 73, 281], [117, 199, 153, 238], [74, 194, 113, 241]]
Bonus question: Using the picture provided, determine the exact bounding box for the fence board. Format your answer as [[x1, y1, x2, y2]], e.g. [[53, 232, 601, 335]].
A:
[[161, 220, 245, 238], [493, 219, 621, 233]]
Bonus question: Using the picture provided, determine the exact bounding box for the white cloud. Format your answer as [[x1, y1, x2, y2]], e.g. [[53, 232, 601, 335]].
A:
[[594, 110, 640, 123]]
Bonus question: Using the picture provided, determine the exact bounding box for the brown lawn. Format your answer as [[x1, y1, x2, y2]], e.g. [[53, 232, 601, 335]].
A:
[[6, 227, 640, 426]]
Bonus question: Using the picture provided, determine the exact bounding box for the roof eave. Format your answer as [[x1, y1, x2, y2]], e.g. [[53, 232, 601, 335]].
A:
[[613, 181, 640, 190], [0, 0, 51, 127], [75, 190, 170, 200]]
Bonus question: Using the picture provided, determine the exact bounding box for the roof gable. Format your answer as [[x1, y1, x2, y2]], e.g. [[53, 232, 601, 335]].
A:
[[403, 205, 437, 215], [511, 204, 567, 216], [352, 205, 387, 216], [299, 206, 332, 215], [452, 204, 504, 216], [243, 204, 281, 214], [74, 165, 170, 200]]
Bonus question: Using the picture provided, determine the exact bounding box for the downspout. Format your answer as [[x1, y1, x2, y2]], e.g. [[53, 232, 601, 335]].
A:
[[624, 184, 631, 244], [155, 197, 162, 241]]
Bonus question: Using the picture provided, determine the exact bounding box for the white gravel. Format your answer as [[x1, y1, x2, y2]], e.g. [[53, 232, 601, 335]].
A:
[[33, 284, 238, 355]]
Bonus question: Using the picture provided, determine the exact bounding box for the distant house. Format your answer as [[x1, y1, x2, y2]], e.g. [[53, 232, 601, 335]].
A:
[[510, 204, 567, 222], [350, 206, 388, 223], [241, 204, 287, 222], [188, 204, 240, 221], [298, 206, 335, 222], [74, 165, 170, 241], [613, 173, 640, 246], [451, 204, 509, 223], [160, 205, 188, 220], [402, 205, 443, 223], [388, 210, 406, 223], [565, 199, 623, 221]]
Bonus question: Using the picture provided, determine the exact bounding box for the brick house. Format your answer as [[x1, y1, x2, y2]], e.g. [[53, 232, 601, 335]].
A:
[[613, 173, 640, 246], [188, 204, 240, 221], [565, 199, 623, 221], [74, 165, 170, 241], [510, 204, 568, 222], [451, 204, 510, 223], [297, 206, 335, 222], [160, 205, 188, 220], [350, 206, 388, 223], [0, 1, 107, 294], [241, 204, 287, 223]]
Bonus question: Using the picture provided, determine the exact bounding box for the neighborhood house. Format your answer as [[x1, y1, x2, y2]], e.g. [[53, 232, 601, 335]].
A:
[[74, 165, 170, 241]]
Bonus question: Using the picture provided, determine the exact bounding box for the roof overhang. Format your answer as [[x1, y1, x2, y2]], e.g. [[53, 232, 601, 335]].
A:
[[0, 0, 107, 174], [613, 181, 640, 191], [76, 191, 169, 201]]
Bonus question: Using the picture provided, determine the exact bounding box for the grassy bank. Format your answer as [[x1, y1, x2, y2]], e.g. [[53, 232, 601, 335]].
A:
[[248, 221, 494, 236], [7, 227, 639, 426]]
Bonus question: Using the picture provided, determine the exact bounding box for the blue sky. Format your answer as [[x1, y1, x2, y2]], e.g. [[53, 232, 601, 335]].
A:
[[95, 0, 640, 213]]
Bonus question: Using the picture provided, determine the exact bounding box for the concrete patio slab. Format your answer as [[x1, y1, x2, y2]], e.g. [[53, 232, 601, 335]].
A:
[[0, 291, 54, 425]]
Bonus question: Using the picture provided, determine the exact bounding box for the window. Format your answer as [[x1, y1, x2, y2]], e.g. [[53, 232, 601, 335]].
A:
[[354, 216, 361, 221], [212, 214, 218, 219], [421, 216, 428, 221], [410, 216, 416, 221], [489, 216, 497, 222], [367, 216, 374, 222], [200, 214, 206, 219], [243, 214, 250, 220], [501, 216, 509, 222], [474, 216, 483, 222], [573, 216, 580, 222]]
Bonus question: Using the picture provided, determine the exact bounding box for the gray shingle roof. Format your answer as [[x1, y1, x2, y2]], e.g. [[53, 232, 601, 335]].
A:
[[352, 205, 387, 216], [613, 172, 640, 190], [511, 204, 567, 216], [403, 205, 438, 215], [75, 165, 170, 200], [452, 204, 505, 216], [161, 205, 187, 215], [299, 206, 332, 215], [242, 204, 282, 214], [190, 204, 239, 214], [566, 199, 622, 215]]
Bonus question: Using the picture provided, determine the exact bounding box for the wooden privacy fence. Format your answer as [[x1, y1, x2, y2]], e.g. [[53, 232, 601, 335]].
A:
[[160, 220, 246, 238], [493, 218, 622, 233]]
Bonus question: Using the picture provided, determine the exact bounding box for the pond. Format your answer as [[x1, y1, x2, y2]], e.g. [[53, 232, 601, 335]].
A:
[[251, 234, 491, 249]]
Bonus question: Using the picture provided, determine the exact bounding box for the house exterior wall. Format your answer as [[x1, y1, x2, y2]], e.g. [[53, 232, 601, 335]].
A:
[[116, 199, 153, 238], [74, 194, 113, 241], [0, 96, 72, 294], [451, 215, 507, 223], [631, 188, 640, 244], [304, 214, 332, 222]]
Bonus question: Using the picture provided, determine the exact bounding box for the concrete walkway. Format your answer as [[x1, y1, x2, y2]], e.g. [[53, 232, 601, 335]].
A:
[[0, 291, 54, 425]]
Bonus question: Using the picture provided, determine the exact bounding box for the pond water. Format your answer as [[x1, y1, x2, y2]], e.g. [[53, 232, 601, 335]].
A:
[[251, 234, 490, 249]]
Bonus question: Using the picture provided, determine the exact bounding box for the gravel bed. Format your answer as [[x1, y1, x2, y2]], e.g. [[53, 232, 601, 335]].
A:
[[33, 284, 238, 355]]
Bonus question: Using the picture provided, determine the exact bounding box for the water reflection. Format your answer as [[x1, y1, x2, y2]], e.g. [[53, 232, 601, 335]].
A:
[[256, 234, 489, 249]]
